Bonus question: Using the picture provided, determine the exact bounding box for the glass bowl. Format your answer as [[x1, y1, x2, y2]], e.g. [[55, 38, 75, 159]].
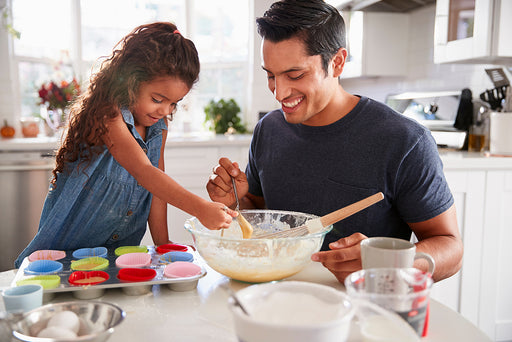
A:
[[184, 209, 332, 283]]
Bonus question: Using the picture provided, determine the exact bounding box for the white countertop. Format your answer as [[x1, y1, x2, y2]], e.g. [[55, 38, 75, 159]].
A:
[[0, 136, 61, 152], [0, 134, 253, 152], [439, 149, 512, 170], [3, 135, 512, 170], [0, 262, 492, 342]]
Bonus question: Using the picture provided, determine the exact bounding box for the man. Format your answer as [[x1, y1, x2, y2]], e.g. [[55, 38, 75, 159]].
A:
[[207, 0, 463, 283]]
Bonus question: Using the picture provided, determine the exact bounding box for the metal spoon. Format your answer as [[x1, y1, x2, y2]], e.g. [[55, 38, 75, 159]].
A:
[[231, 177, 253, 239], [222, 284, 250, 316]]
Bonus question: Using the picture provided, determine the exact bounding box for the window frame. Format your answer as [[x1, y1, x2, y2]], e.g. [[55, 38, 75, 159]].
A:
[[9, 0, 251, 134]]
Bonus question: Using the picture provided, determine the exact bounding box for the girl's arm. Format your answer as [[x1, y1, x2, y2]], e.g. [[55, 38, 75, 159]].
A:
[[103, 114, 235, 229], [147, 126, 171, 245]]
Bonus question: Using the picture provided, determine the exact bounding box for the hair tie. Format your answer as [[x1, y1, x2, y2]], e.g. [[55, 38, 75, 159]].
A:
[[173, 29, 181, 35]]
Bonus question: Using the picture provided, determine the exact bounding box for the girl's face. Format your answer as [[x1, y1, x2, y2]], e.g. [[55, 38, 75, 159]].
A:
[[132, 76, 190, 127]]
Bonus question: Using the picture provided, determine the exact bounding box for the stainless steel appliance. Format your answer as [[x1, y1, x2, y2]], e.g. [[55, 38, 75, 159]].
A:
[[386, 90, 467, 149], [0, 149, 54, 271]]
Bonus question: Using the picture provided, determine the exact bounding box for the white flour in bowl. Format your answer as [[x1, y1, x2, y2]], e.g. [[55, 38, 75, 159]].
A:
[[250, 290, 346, 325]]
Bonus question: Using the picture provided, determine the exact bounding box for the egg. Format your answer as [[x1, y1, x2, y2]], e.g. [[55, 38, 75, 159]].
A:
[[47, 310, 80, 334], [37, 326, 77, 338]]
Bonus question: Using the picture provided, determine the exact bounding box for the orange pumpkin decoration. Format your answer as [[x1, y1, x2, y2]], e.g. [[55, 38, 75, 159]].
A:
[[1, 120, 15, 138]]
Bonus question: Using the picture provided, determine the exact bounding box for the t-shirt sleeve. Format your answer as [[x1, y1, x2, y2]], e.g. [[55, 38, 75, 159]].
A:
[[394, 130, 454, 223], [245, 123, 263, 197]]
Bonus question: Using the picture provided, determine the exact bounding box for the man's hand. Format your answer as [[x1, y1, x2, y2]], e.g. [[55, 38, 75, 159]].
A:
[[311, 233, 367, 283], [207, 157, 249, 208]]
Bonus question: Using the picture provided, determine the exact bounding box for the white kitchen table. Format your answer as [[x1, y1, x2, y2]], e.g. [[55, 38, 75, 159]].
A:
[[0, 261, 492, 342]]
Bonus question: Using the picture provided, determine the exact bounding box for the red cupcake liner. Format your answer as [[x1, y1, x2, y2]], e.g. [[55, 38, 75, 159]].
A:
[[117, 268, 157, 282], [68, 271, 109, 286], [156, 243, 189, 254]]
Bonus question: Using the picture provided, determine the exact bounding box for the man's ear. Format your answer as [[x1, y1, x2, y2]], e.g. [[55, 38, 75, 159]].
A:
[[332, 48, 348, 77]]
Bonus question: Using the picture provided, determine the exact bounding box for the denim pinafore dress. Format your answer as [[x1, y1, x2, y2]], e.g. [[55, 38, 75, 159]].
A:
[[15, 108, 167, 267]]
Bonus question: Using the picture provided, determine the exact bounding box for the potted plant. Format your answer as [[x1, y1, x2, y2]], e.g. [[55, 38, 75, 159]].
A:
[[204, 98, 247, 134]]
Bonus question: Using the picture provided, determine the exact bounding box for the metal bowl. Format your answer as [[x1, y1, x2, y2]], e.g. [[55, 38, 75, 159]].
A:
[[185, 209, 333, 283], [11, 301, 125, 342]]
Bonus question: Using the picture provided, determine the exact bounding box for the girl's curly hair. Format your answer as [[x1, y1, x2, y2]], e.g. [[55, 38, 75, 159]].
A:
[[52, 22, 200, 184]]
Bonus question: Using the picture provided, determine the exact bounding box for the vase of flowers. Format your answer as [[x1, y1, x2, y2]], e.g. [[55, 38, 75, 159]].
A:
[[38, 79, 80, 133]]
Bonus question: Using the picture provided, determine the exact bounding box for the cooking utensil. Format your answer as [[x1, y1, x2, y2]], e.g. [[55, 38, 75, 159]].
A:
[[223, 284, 250, 316], [480, 85, 509, 110], [505, 86, 512, 112], [485, 68, 509, 88], [253, 192, 384, 239], [231, 177, 254, 239]]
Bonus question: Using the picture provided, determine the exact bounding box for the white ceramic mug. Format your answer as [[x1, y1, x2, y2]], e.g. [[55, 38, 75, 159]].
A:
[[360, 237, 435, 274], [1, 284, 43, 313]]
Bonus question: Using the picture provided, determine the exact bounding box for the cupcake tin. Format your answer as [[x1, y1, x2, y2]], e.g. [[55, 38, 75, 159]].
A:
[[12, 245, 206, 299]]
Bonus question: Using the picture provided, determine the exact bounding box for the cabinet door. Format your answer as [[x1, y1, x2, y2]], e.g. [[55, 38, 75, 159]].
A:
[[165, 147, 219, 244], [434, 0, 494, 63], [432, 170, 486, 328], [341, 11, 408, 78], [480, 171, 512, 341]]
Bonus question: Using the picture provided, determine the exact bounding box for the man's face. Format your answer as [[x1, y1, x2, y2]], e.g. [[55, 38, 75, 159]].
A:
[[261, 37, 340, 126]]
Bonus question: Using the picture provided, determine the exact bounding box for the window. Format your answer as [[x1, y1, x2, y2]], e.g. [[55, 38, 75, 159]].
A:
[[11, 0, 250, 134]]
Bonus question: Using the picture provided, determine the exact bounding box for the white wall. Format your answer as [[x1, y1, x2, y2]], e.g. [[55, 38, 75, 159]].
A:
[[247, 0, 280, 127], [2, 4, 510, 131]]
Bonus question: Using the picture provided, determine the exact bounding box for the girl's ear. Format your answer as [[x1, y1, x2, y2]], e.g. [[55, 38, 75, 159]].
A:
[[331, 48, 348, 78]]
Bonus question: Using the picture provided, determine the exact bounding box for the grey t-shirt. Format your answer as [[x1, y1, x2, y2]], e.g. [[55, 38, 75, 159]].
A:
[[246, 96, 454, 249]]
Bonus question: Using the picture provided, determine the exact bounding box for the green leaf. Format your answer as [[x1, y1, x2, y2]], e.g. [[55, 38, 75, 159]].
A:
[[204, 98, 247, 134]]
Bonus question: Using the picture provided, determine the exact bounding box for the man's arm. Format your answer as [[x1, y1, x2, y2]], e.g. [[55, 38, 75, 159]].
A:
[[409, 204, 463, 282], [312, 205, 463, 284]]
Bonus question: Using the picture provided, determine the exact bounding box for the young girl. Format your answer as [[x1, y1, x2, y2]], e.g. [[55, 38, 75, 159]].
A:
[[15, 22, 236, 267]]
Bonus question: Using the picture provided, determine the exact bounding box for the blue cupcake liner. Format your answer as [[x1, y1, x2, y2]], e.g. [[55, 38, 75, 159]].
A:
[[159, 251, 194, 264], [72, 247, 108, 259], [24, 260, 63, 275]]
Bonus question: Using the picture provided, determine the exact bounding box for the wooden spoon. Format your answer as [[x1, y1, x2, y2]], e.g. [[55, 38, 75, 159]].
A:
[[254, 192, 384, 239], [231, 177, 253, 239]]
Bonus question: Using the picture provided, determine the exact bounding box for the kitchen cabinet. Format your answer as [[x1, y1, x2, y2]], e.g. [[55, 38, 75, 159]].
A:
[[437, 153, 512, 341], [479, 170, 512, 342], [431, 170, 486, 329], [434, 0, 512, 64], [341, 11, 408, 78]]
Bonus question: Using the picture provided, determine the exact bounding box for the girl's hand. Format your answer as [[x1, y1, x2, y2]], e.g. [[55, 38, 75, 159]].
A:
[[198, 202, 238, 230]]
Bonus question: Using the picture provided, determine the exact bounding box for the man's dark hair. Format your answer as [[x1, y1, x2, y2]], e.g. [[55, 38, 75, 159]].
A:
[[256, 0, 346, 74]]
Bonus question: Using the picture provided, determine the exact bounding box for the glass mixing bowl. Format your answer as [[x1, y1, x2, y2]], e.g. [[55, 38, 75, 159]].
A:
[[184, 210, 333, 283]]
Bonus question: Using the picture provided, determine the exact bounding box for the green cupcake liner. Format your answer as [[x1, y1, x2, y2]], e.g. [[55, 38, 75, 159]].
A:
[[114, 245, 148, 256], [16, 275, 61, 290], [71, 257, 109, 271]]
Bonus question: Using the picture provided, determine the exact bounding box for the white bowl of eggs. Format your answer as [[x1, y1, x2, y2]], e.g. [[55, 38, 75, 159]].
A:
[[10, 301, 125, 342]]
